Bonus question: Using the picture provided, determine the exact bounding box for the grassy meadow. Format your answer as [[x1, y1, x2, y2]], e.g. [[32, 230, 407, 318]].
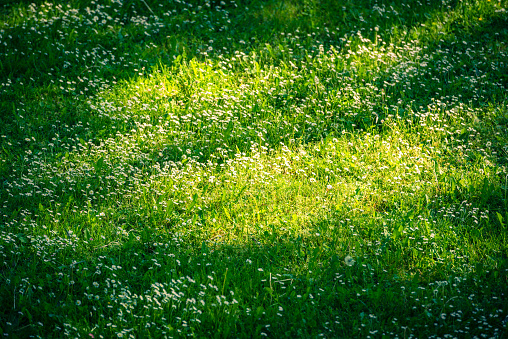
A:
[[1, 0, 508, 337]]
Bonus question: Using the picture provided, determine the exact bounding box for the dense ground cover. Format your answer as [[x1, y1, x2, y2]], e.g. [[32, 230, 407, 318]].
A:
[[1, 0, 507, 337]]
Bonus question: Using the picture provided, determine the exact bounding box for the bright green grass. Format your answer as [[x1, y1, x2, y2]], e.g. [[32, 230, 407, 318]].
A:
[[1, 0, 508, 337]]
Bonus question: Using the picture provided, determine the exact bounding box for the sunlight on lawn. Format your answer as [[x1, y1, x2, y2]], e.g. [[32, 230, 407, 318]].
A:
[[0, 0, 507, 337]]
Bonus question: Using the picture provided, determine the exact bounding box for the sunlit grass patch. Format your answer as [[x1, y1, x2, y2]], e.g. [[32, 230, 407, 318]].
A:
[[1, 0, 507, 337]]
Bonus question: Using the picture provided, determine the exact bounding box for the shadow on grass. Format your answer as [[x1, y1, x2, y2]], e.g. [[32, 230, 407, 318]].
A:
[[2, 214, 507, 337]]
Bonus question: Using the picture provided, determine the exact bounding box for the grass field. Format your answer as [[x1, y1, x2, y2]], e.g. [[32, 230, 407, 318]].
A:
[[1, 0, 508, 337]]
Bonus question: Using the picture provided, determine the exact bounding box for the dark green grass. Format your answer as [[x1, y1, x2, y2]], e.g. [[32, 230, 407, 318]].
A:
[[1, 0, 508, 338]]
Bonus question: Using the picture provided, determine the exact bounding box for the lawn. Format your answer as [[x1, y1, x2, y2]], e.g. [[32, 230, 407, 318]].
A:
[[1, 0, 508, 337]]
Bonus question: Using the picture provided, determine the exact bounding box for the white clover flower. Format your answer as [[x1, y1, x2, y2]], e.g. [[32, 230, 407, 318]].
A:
[[345, 255, 355, 266]]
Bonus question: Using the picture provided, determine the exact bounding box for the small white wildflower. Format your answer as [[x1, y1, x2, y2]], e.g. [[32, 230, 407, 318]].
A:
[[345, 255, 355, 266]]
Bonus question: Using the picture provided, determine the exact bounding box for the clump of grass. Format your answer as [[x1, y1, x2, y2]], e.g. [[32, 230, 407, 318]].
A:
[[1, 0, 507, 337]]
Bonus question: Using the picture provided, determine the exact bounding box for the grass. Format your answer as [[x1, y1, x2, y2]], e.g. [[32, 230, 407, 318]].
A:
[[0, 0, 508, 337]]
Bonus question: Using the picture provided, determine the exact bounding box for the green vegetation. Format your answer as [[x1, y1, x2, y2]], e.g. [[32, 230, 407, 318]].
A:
[[1, 0, 508, 337]]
